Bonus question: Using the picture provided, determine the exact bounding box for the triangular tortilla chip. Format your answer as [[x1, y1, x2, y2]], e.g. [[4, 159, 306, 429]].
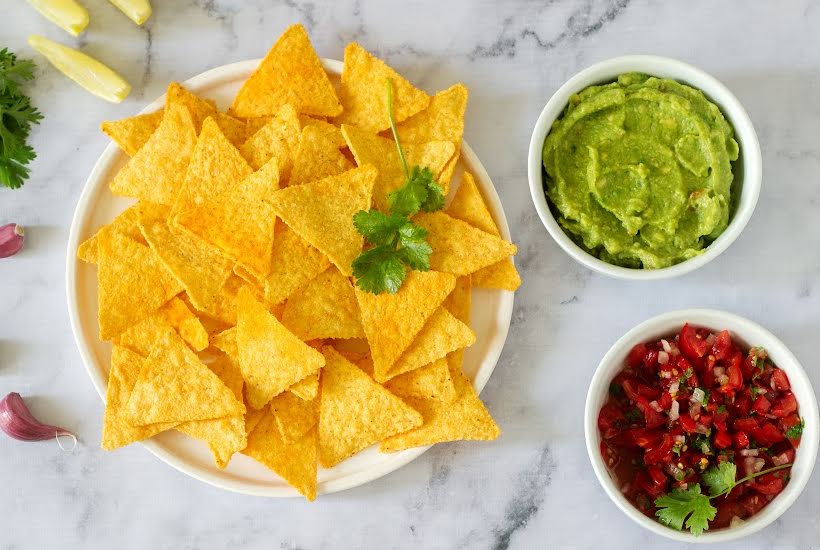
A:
[[333, 43, 430, 132], [244, 410, 318, 501], [442, 275, 472, 374], [126, 326, 244, 425], [354, 270, 455, 382], [385, 357, 456, 403], [116, 315, 176, 356], [281, 266, 364, 341], [230, 24, 342, 119], [101, 110, 163, 156], [177, 353, 247, 468], [97, 232, 182, 340], [384, 307, 475, 382], [101, 346, 178, 450], [236, 287, 326, 409], [472, 259, 522, 291], [395, 83, 467, 188], [210, 326, 237, 357], [267, 166, 375, 276], [380, 369, 499, 452], [341, 124, 454, 210], [414, 211, 517, 276], [165, 82, 217, 132], [109, 102, 197, 205], [290, 123, 353, 186], [159, 297, 210, 352], [78, 202, 145, 264], [240, 104, 301, 172], [447, 172, 498, 235], [288, 372, 319, 401], [214, 112, 248, 148], [263, 221, 331, 305], [243, 115, 272, 137], [317, 346, 422, 467], [270, 391, 318, 443]]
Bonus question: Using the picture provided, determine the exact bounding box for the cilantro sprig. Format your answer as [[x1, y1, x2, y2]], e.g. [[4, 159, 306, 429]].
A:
[[0, 48, 42, 189], [654, 461, 793, 535], [351, 79, 444, 294]]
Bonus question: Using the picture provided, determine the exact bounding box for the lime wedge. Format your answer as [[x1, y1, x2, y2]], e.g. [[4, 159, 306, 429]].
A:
[[108, 0, 152, 25], [28, 35, 132, 103], [26, 0, 90, 36]]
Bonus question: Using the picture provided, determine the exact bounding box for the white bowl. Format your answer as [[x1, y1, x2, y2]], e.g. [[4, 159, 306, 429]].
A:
[[584, 309, 818, 543], [527, 56, 762, 280]]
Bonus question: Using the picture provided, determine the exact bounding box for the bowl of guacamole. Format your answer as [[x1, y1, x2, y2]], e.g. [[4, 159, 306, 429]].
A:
[[528, 56, 762, 280]]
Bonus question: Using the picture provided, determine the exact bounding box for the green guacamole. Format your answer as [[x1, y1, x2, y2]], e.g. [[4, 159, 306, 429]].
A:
[[542, 72, 739, 269]]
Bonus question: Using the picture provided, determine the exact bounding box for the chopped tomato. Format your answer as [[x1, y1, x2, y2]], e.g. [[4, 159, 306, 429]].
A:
[[733, 417, 759, 432], [752, 395, 772, 415], [780, 414, 803, 446], [714, 430, 732, 450], [679, 323, 710, 363], [733, 431, 750, 449], [711, 330, 735, 360], [751, 422, 785, 447], [771, 392, 797, 418], [627, 343, 648, 368], [771, 368, 791, 391], [750, 473, 785, 495]]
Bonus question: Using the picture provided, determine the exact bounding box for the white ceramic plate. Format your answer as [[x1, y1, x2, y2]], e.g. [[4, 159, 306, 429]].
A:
[[66, 59, 515, 497]]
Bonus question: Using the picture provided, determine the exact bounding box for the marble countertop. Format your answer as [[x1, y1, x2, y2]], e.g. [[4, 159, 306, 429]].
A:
[[2, 0, 820, 548]]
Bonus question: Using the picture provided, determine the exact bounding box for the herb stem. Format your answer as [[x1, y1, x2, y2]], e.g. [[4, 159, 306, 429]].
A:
[[715, 463, 793, 498], [386, 78, 409, 181]]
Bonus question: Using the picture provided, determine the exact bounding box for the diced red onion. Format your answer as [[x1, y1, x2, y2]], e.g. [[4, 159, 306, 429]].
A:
[[691, 388, 705, 404], [669, 380, 680, 396], [753, 458, 765, 472], [649, 400, 663, 412], [673, 435, 686, 443], [706, 333, 716, 346], [661, 339, 672, 353], [772, 452, 791, 466], [714, 366, 726, 377], [689, 402, 702, 418], [661, 371, 672, 379], [739, 449, 760, 457], [695, 423, 709, 435], [658, 351, 669, 365], [718, 374, 729, 386], [730, 516, 745, 528], [669, 400, 680, 421], [665, 462, 685, 480]]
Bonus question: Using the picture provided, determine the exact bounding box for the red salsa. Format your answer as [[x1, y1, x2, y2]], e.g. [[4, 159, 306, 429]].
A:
[[599, 324, 803, 532]]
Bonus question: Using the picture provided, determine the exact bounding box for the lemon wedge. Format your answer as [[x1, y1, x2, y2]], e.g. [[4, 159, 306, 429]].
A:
[[108, 0, 152, 25], [26, 0, 90, 36], [28, 35, 132, 103]]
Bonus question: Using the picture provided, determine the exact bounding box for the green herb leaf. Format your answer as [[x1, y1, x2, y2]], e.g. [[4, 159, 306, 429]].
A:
[[396, 221, 432, 271], [785, 418, 805, 439], [0, 48, 42, 190], [351, 245, 406, 295], [655, 485, 716, 536], [352, 210, 407, 246], [702, 461, 736, 496]]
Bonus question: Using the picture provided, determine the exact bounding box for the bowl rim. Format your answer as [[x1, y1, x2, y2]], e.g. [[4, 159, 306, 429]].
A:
[[584, 308, 819, 542], [527, 54, 763, 280]]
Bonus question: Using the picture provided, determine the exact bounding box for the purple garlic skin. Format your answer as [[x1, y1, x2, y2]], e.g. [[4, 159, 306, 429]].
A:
[[0, 224, 24, 258], [0, 392, 74, 443]]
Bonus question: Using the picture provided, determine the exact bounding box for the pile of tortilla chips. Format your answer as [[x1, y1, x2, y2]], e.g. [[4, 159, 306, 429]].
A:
[[81, 23, 520, 501]]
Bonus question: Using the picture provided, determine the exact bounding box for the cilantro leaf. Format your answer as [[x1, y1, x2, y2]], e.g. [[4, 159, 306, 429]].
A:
[[655, 485, 716, 536], [785, 418, 805, 439], [388, 176, 428, 218], [353, 210, 406, 246], [702, 461, 736, 497], [351, 245, 406, 294], [0, 48, 41, 189], [396, 221, 432, 270]]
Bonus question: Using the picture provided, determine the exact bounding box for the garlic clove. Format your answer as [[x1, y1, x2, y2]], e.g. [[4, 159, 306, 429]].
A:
[[0, 392, 77, 449], [0, 224, 25, 258]]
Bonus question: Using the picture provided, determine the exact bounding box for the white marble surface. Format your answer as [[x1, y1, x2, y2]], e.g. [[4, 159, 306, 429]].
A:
[[1, 0, 819, 548]]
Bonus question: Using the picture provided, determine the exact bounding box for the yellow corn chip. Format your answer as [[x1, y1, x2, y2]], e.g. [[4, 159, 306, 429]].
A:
[[243, 115, 272, 137], [101, 109, 163, 156], [267, 166, 374, 277], [299, 117, 345, 146], [244, 410, 317, 501], [98, 232, 182, 340], [334, 42, 430, 132], [385, 357, 456, 403], [200, 274, 249, 326], [210, 326, 237, 357], [384, 307, 475, 382], [270, 391, 318, 443], [77, 202, 145, 264], [230, 24, 341, 119], [159, 297, 209, 351], [442, 274, 472, 374], [244, 406, 266, 436], [102, 346, 178, 450], [281, 266, 364, 341], [117, 315, 174, 356], [289, 124, 353, 186], [447, 172, 498, 235], [177, 353, 247, 468], [354, 270, 455, 380], [109, 102, 197, 204], [165, 82, 217, 132], [472, 259, 522, 291], [380, 369, 500, 452], [214, 112, 248, 148], [395, 83, 467, 187], [318, 346, 422, 467], [288, 372, 319, 401], [240, 103, 301, 172], [341, 124, 454, 210], [126, 326, 244, 425], [263, 221, 331, 305], [414, 211, 517, 276], [236, 287, 326, 409]]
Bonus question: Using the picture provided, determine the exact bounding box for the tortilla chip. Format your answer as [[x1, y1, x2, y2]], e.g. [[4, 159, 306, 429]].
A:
[[447, 172, 498, 235], [334, 43, 429, 132], [159, 297, 209, 351], [385, 357, 456, 402], [211, 326, 237, 357], [240, 104, 301, 172], [288, 372, 319, 401], [230, 24, 341, 119], [289, 124, 353, 186], [380, 369, 500, 452], [384, 307, 475, 382], [395, 83, 467, 187], [244, 410, 317, 501], [214, 112, 248, 148], [117, 315, 175, 356], [109, 102, 197, 205], [126, 326, 244, 425], [270, 391, 318, 443], [414, 211, 517, 276], [341, 124, 454, 210], [77, 203, 145, 264], [354, 270, 455, 383], [243, 116, 272, 137], [101, 109, 163, 156], [97, 232, 182, 340], [263, 221, 331, 305], [236, 287, 326, 409], [101, 346, 178, 450], [177, 353, 247, 468], [244, 406, 266, 436], [267, 166, 374, 276], [317, 346, 422, 467], [200, 274, 249, 325], [281, 266, 363, 341], [472, 259, 522, 291]]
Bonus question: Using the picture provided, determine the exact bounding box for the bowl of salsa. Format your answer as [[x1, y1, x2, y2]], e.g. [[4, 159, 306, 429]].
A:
[[585, 309, 818, 542]]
